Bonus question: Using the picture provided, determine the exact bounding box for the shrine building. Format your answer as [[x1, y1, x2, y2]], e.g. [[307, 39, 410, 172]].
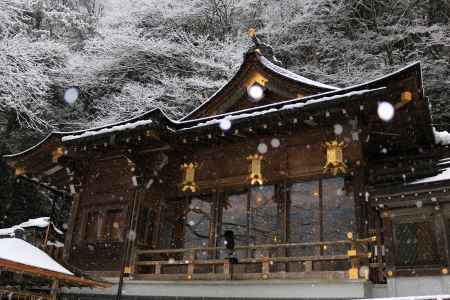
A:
[[4, 42, 450, 299]]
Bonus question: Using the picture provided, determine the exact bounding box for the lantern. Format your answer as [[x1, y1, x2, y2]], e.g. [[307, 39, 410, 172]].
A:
[[15, 166, 26, 176], [323, 140, 347, 175], [247, 154, 264, 185], [52, 147, 65, 163], [181, 162, 198, 192], [401, 90, 412, 103]]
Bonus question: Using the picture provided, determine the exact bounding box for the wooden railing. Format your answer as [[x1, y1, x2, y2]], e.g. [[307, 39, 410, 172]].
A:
[[133, 234, 380, 281], [0, 289, 50, 300]]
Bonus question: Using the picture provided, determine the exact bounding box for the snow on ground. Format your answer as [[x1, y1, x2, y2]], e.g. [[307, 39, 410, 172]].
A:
[[0, 238, 73, 275]]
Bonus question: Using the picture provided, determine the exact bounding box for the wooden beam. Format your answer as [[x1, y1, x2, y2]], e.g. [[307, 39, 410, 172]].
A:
[[0, 258, 111, 288]]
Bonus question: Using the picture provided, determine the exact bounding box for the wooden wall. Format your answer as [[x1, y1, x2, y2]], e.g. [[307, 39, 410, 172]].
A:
[[69, 156, 134, 271]]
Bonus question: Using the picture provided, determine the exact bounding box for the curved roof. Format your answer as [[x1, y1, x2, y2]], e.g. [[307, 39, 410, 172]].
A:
[[180, 50, 339, 121], [3, 59, 429, 159]]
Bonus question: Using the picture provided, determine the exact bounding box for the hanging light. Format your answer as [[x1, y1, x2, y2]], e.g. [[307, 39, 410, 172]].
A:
[[15, 166, 26, 176], [401, 90, 412, 103], [323, 140, 347, 175], [52, 147, 66, 163], [247, 83, 265, 102], [247, 154, 264, 185], [181, 162, 198, 192]]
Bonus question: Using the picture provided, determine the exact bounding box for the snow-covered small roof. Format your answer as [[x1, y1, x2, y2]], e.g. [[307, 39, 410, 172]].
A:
[[20, 217, 50, 228], [258, 56, 339, 90], [180, 88, 380, 131], [0, 238, 73, 275], [434, 128, 450, 145], [0, 217, 50, 237], [62, 119, 152, 142], [409, 157, 450, 185]]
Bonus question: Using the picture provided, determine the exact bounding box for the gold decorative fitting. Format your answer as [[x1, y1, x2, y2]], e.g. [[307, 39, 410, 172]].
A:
[[401, 91, 413, 103], [347, 249, 357, 257], [346, 232, 354, 240], [349, 267, 359, 280], [124, 266, 132, 274], [15, 167, 26, 177], [324, 140, 347, 176], [245, 72, 268, 89], [367, 252, 372, 259], [387, 270, 394, 277], [371, 236, 377, 242], [181, 162, 198, 193], [52, 147, 65, 163], [247, 154, 264, 185], [442, 268, 448, 275]]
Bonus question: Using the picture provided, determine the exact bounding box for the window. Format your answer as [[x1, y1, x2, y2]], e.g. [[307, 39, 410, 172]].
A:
[[137, 206, 154, 246], [394, 221, 439, 266], [220, 185, 279, 258], [288, 177, 354, 256], [104, 209, 125, 241], [288, 180, 320, 256], [221, 192, 248, 258], [322, 177, 355, 254], [84, 211, 101, 241], [184, 196, 212, 258]]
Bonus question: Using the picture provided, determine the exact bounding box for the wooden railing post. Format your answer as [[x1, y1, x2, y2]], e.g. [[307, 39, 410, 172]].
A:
[[347, 232, 359, 280], [262, 257, 270, 279], [223, 260, 231, 280], [187, 249, 195, 279], [155, 262, 161, 275]]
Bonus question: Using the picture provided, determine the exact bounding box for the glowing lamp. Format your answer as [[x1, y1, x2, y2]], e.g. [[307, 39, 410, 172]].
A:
[[52, 147, 65, 163], [15, 167, 26, 176], [247, 84, 265, 102], [401, 91, 412, 103], [247, 154, 264, 185], [324, 140, 347, 175], [181, 162, 198, 192]]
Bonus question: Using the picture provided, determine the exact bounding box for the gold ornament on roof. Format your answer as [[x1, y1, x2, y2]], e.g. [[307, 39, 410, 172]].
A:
[[247, 154, 264, 185], [181, 162, 198, 192], [324, 140, 347, 175], [247, 28, 257, 38]]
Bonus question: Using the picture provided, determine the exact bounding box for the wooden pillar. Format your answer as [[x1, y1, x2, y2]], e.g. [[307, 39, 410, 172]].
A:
[[50, 279, 59, 300], [63, 193, 80, 262]]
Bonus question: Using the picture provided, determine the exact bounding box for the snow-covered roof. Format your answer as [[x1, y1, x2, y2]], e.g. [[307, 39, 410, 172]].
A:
[[434, 128, 450, 145], [258, 56, 339, 90], [20, 217, 50, 228], [0, 217, 63, 237], [0, 238, 73, 275], [180, 88, 380, 131], [62, 119, 153, 142], [409, 157, 450, 185]]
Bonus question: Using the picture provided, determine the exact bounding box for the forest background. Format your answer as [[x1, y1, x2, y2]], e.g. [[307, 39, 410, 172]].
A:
[[1, 0, 449, 228]]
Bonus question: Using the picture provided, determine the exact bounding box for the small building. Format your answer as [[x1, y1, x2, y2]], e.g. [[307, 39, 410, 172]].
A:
[[0, 237, 110, 300], [4, 41, 450, 298]]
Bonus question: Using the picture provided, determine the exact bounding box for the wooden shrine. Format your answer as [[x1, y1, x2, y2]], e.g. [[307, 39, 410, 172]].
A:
[[4, 41, 450, 285]]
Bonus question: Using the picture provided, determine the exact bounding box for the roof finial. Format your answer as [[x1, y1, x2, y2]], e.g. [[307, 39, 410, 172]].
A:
[[246, 27, 281, 64], [247, 27, 261, 47]]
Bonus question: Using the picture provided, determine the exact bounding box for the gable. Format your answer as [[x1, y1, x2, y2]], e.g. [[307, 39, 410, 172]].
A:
[[182, 50, 338, 121]]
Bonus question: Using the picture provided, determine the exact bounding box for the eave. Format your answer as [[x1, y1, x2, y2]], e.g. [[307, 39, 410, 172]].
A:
[[0, 257, 111, 288]]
